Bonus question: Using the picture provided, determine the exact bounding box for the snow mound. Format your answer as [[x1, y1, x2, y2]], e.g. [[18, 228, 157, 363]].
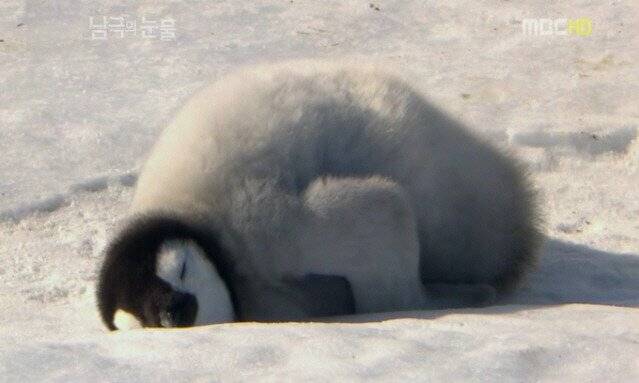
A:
[[2, 305, 638, 383]]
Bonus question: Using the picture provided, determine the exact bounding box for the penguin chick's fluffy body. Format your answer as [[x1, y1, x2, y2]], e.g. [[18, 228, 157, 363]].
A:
[[97, 60, 541, 330]]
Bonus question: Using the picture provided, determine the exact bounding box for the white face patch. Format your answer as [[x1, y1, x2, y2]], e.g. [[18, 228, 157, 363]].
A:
[[156, 240, 235, 325], [114, 309, 143, 330]]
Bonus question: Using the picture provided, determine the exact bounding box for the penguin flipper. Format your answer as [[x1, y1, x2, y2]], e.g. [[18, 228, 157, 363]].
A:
[[422, 282, 498, 309], [283, 274, 356, 318]]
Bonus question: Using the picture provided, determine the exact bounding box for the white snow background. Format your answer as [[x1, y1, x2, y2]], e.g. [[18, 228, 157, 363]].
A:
[[1, 1, 638, 381]]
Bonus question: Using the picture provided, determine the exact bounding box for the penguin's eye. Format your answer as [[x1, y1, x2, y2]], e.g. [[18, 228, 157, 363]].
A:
[[179, 260, 187, 280]]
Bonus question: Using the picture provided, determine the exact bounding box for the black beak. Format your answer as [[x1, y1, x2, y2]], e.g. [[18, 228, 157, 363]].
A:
[[160, 291, 198, 327]]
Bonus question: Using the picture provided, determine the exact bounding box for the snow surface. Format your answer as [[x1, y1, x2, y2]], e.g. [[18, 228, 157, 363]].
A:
[[1, 1, 638, 381]]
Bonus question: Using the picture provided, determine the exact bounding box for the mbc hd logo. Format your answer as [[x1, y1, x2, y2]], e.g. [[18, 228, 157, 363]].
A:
[[522, 18, 593, 36]]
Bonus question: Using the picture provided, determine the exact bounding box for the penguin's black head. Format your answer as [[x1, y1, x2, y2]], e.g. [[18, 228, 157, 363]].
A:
[[96, 214, 238, 331]]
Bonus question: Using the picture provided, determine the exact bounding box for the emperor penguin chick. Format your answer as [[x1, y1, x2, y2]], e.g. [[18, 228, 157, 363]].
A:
[[96, 60, 541, 330]]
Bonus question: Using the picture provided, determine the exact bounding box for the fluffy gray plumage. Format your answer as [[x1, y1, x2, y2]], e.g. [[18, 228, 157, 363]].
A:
[[127, 60, 541, 320]]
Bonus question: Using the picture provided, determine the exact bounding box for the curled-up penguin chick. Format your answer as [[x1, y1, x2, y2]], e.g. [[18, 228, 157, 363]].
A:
[[96, 60, 541, 330]]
